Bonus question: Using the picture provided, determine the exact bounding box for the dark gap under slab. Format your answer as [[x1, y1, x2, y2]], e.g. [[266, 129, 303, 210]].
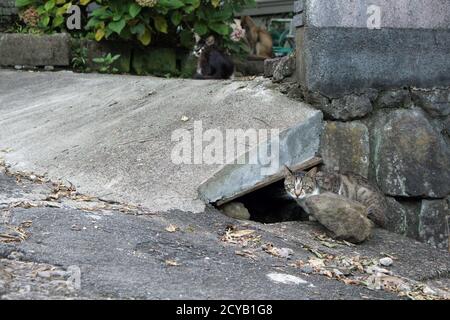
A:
[[218, 180, 309, 224]]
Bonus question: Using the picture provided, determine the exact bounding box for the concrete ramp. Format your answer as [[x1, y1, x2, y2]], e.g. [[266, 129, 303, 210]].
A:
[[0, 70, 322, 212]]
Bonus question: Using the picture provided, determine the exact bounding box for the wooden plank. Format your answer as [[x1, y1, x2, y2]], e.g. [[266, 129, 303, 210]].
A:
[[216, 156, 322, 206]]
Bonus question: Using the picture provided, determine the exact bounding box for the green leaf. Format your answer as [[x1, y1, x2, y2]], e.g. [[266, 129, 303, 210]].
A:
[[52, 15, 64, 27], [171, 11, 182, 26], [108, 19, 126, 35], [208, 22, 230, 35], [15, 0, 33, 7], [153, 16, 168, 33], [130, 23, 145, 35], [44, 0, 56, 11], [40, 15, 50, 27], [194, 21, 207, 36], [129, 3, 141, 18], [137, 27, 151, 46], [157, 0, 184, 9]]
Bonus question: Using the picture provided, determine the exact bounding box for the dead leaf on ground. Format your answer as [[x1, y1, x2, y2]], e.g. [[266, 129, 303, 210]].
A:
[[314, 232, 355, 247], [289, 260, 305, 268], [165, 260, 180, 267], [229, 229, 255, 238], [234, 76, 256, 81], [261, 243, 279, 257], [0, 226, 29, 243], [165, 224, 179, 233], [262, 244, 293, 259], [19, 221, 32, 229], [235, 250, 258, 260], [221, 227, 260, 247]]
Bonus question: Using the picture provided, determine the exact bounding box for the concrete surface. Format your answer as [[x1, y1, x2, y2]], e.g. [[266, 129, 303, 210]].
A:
[[296, 27, 450, 97], [1, 170, 449, 300], [295, 0, 450, 96], [0, 70, 319, 213], [0, 71, 449, 300], [0, 34, 71, 66], [301, 0, 450, 29]]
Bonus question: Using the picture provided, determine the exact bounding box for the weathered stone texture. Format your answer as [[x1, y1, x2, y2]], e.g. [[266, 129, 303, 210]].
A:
[[385, 197, 409, 235], [0, 33, 71, 66], [0, 0, 17, 30], [319, 121, 370, 178], [305, 193, 373, 243], [264, 58, 280, 78], [234, 59, 264, 76], [264, 55, 296, 82], [297, 28, 450, 97], [419, 200, 449, 250], [272, 55, 295, 82], [375, 89, 412, 109], [319, 94, 374, 121], [373, 108, 450, 198], [411, 88, 450, 118]]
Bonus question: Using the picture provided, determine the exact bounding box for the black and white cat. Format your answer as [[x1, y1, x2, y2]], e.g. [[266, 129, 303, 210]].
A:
[[193, 35, 234, 80]]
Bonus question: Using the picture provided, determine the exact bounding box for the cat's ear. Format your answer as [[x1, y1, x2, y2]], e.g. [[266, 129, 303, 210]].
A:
[[307, 167, 318, 178], [284, 165, 294, 176]]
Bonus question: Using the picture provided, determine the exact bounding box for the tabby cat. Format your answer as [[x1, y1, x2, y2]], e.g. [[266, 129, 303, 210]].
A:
[[284, 167, 387, 227]]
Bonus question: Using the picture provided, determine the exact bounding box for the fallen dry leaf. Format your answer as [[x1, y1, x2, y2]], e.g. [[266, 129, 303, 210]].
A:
[[262, 243, 279, 257], [221, 227, 260, 247], [235, 250, 258, 260], [0, 226, 29, 243], [19, 221, 32, 229], [229, 229, 255, 238], [165, 224, 179, 233], [165, 260, 180, 267]]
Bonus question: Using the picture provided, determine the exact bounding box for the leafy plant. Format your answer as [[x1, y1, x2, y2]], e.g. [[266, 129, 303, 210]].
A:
[[16, 0, 91, 33], [84, 0, 255, 52], [92, 52, 121, 73], [15, 0, 75, 33], [15, 0, 256, 56], [71, 45, 89, 72]]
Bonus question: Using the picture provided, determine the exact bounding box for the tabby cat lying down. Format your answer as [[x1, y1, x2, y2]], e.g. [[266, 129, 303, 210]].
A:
[[284, 167, 387, 227]]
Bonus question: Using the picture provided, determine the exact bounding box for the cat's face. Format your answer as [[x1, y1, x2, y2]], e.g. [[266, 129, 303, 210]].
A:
[[284, 167, 319, 200], [193, 35, 215, 57]]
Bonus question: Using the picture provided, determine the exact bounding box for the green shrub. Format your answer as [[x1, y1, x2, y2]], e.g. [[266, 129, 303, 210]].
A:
[[16, 0, 255, 55], [15, 0, 76, 33]]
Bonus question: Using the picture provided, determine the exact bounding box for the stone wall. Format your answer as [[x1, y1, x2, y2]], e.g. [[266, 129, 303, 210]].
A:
[[286, 0, 450, 250], [0, 0, 16, 31], [316, 87, 450, 250], [265, 39, 450, 251]]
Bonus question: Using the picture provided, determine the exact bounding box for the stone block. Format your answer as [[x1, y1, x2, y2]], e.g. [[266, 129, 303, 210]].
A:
[[373, 108, 450, 198], [0, 33, 70, 66], [319, 121, 370, 178]]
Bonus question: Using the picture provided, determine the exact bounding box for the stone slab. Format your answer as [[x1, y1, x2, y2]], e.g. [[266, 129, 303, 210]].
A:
[[300, 0, 450, 29], [296, 27, 450, 97], [0, 71, 321, 213], [0, 33, 71, 66]]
